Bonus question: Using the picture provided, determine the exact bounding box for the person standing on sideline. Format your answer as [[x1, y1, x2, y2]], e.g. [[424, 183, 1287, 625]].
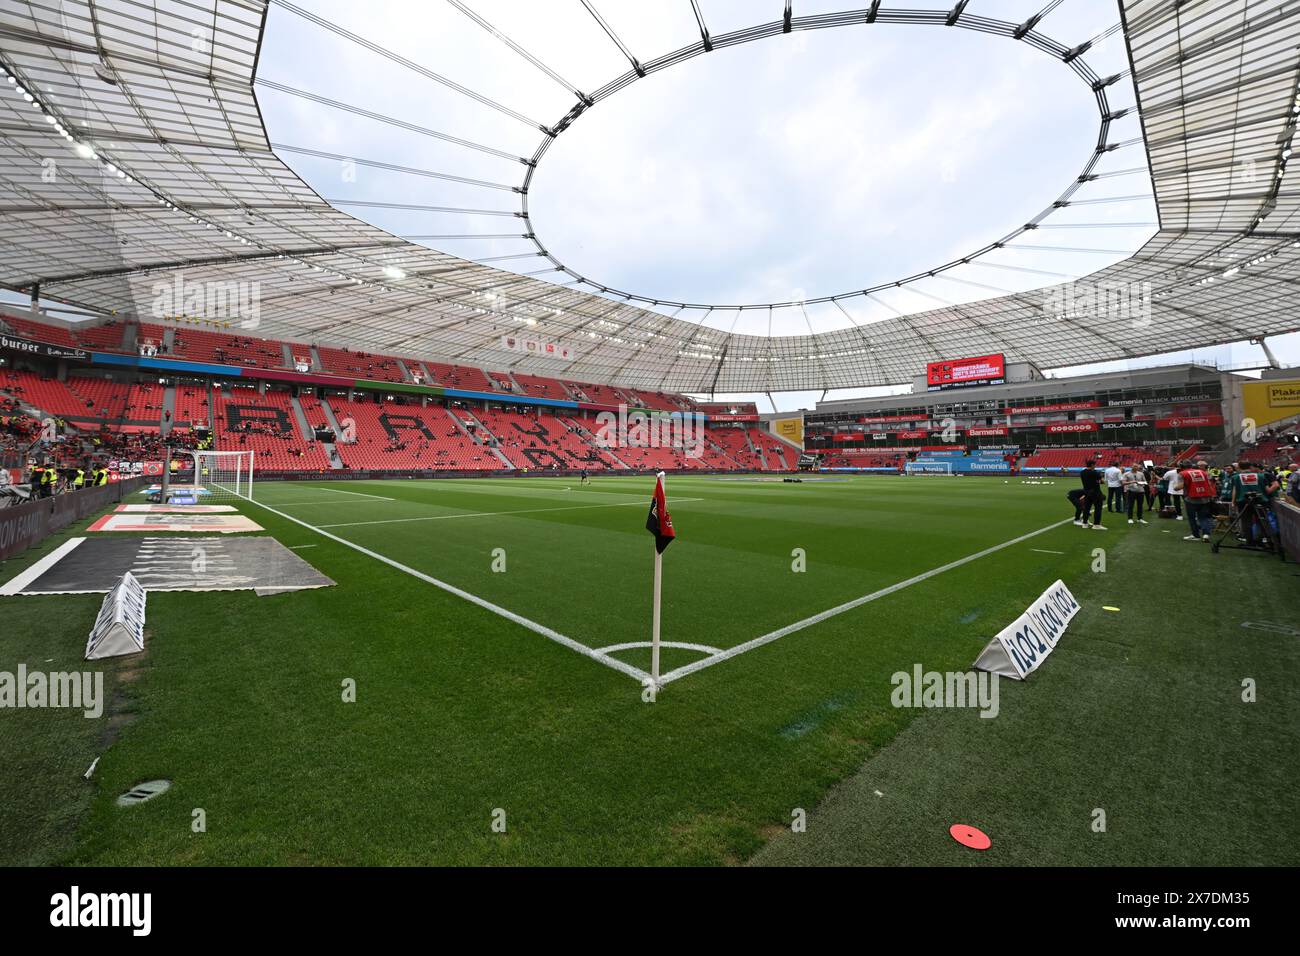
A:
[[1075, 459, 1106, 529], [1104, 461, 1124, 512], [1180, 459, 1217, 541], [1122, 463, 1148, 524], [1161, 463, 1185, 517]]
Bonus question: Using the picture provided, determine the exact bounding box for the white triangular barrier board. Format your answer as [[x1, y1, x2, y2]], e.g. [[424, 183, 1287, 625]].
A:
[[86, 571, 147, 660], [973, 579, 1080, 680]]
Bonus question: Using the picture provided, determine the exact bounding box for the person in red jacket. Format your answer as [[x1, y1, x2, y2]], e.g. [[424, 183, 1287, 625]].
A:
[[1180, 459, 1217, 541]]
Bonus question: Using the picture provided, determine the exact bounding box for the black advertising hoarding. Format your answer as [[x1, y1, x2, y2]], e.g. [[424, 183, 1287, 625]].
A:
[[0, 331, 89, 361]]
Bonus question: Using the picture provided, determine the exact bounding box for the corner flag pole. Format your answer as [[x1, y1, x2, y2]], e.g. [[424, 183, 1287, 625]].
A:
[[652, 528, 663, 686], [645, 469, 675, 692]]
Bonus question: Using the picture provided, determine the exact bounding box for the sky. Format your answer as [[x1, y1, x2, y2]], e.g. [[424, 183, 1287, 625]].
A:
[[10, 1, 1300, 410], [256, 0, 1155, 322]]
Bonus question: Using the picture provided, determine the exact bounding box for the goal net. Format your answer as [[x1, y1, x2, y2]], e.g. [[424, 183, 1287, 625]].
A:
[[904, 460, 954, 476], [169, 449, 256, 502]]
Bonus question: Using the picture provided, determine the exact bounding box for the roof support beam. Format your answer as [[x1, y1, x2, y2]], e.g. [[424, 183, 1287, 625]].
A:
[[689, 0, 713, 51], [580, 0, 645, 77], [275, 0, 555, 133], [946, 1, 969, 27], [1014, 0, 1065, 40], [445, 0, 592, 105]]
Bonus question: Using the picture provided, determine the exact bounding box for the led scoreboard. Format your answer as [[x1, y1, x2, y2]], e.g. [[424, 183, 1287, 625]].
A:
[[926, 354, 1006, 391]]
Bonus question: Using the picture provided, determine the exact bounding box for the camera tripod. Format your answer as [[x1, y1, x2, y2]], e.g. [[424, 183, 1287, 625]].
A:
[[1210, 497, 1279, 556]]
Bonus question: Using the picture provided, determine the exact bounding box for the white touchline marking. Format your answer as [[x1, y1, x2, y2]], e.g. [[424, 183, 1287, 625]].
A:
[[292, 486, 395, 501], [1031, 548, 1066, 554], [262, 501, 363, 507], [657, 517, 1077, 686], [242, 498, 650, 684], [0, 537, 85, 595], [316, 497, 704, 529], [288, 544, 318, 550]]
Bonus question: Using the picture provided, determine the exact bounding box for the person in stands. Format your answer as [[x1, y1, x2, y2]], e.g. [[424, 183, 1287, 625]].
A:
[[1121, 462, 1148, 525], [1179, 459, 1217, 541], [1073, 459, 1105, 530]]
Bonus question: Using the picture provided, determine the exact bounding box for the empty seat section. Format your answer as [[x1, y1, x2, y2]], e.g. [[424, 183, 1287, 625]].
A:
[[329, 399, 506, 470], [510, 373, 571, 401], [316, 346, 406, 383], [213, 387, 331, 471], [425, 362, 494, 393], [170, 329, 282, 368]]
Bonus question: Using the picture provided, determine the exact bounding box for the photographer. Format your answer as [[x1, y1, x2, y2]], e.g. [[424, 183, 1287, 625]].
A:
[[1229, 460, 1279, 548]]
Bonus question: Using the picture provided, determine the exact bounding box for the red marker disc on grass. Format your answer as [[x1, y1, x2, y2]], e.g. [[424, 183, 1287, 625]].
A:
[[949, 824, 991, 850]]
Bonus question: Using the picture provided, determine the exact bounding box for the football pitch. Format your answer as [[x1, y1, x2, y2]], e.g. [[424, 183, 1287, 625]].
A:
[[2, 475, 1297, 866]]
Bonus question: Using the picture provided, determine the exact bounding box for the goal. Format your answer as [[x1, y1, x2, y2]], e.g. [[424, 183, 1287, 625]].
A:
[[174, 449, 256, 501], [904, 460, 954, 477]]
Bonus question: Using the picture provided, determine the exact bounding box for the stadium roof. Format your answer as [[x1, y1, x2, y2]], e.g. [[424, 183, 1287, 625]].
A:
[[0, 0, 1298, 392]]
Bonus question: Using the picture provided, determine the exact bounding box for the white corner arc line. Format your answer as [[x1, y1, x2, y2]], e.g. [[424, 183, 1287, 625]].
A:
[[658, 517, 1076, 686], [594, 641, 724, 655], [316, 498, 703, 529], [243, 499, 650, 684], [0, 537, 85, 595]]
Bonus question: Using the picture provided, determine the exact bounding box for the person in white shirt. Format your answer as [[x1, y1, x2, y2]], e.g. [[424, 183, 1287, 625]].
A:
[[1121, 465, 1148, 524], [1162, 466, 1185, 517], [1104, 463, 1124, 512]]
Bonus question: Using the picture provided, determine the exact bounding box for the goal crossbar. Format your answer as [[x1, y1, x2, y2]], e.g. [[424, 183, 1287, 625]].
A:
[[174, 449, 256, 500]]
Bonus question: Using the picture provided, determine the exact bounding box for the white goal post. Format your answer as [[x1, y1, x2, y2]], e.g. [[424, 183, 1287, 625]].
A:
[[171, 449, 256, 501], [904, 460, 954, 476]]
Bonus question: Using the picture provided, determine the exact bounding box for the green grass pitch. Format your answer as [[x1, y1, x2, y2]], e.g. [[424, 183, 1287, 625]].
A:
[[1, 474, 1297, 865]]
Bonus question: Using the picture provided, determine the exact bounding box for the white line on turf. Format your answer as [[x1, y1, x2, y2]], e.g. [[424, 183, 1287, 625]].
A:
[[263, 501, 366, 507], [315, 498, 704, 529], [0, 537, 85, 595], [241, 498, 651, 684], [594, 641, 724, 655], [1031, 549, 1066, 554], [657, 517, 1077, 686], [293, 486, 395, 501]]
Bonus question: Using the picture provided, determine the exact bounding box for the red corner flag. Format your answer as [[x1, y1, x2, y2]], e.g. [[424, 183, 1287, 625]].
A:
[[646, 471, 675, 554]]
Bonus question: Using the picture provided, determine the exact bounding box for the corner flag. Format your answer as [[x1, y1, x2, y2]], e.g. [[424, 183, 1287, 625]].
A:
[[646, 471, 675, 553], [646, 471, 675, 691]]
